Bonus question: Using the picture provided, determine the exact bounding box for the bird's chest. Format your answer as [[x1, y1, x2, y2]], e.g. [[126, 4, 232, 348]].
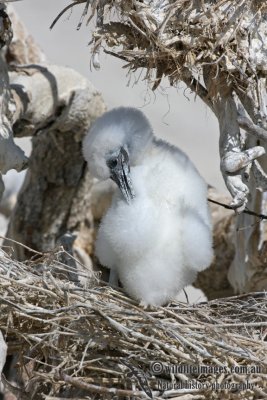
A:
[[131, 163, 180, 209], [105, 188, 176, 263], [108, 192, 160, 244]]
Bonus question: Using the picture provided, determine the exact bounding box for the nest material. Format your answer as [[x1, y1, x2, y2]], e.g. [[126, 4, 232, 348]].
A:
[[59, 0, 267, 91], [0, 248, 267, 399]]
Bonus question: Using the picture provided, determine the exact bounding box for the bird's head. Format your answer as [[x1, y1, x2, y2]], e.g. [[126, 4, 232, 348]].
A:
[[82, 107, 153, 203]]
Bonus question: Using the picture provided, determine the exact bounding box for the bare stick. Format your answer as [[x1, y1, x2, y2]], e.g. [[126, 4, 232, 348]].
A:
[[207, 198, 267, 220], [238, 115, 267, 141]]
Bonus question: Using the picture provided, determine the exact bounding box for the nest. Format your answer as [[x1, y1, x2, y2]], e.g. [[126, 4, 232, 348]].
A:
[[0, 247, 267, 400], [52, 0, 267, 91]]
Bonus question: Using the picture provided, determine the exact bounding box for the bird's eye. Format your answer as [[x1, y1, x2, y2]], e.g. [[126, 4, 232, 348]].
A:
[[107, 158, 118, 169]]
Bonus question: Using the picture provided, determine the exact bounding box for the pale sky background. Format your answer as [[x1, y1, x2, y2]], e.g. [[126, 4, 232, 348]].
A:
[[14, 0, 225, 193]]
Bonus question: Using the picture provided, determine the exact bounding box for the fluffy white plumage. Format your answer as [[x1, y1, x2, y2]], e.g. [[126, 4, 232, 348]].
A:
[[83, 107, 213, 306]]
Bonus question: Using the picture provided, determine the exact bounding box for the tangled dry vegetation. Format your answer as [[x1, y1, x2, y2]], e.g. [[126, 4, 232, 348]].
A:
[[56, 0, 267, 91], [0, 244, 267, 399]]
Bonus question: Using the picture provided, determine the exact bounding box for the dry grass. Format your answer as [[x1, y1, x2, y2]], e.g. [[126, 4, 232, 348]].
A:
[[50, 0, 267, 94], [0, 246, 267, 399]]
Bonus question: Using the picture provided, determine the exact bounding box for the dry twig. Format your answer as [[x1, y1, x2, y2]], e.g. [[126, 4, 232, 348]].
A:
[[0, 249, 266, 399]]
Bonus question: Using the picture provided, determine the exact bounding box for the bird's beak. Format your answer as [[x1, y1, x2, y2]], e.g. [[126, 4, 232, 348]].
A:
[[110, 147, 135, 204]]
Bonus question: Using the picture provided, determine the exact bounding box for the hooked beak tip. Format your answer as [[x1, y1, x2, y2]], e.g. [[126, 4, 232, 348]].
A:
[[111, 172, 135, 204]]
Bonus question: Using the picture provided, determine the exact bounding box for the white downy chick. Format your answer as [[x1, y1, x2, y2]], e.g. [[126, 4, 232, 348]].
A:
[[83, 107, 213, 306]]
